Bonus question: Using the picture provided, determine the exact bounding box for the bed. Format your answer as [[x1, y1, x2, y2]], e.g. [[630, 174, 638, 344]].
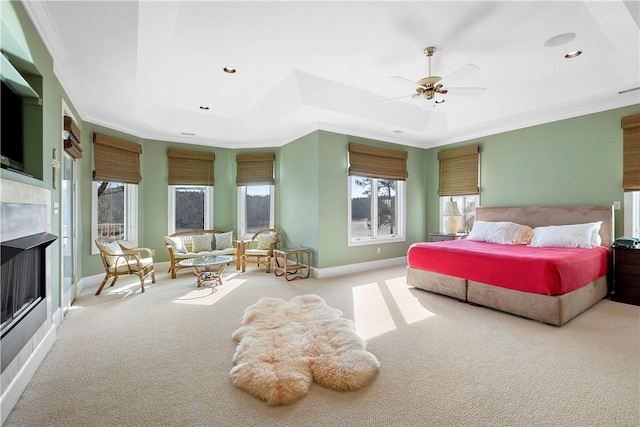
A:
[[407, 205, 614, 325]]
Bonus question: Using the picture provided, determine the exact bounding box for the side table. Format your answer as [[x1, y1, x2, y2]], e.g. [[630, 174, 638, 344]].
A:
[[273, 248, 311, 281], [611, 246, 640, 306]]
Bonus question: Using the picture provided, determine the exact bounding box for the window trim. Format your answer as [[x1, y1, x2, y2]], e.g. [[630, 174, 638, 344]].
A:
[[623, 191, 640, 238], [91, 182, 138, 255], [348, 176, 406, 246], [237, 185, 275, 240], [167, 185, 214, 234]]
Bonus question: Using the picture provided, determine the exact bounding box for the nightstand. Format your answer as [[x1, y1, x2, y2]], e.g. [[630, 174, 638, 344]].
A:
[[612, 246, 640, 306], [429, 232, 468, 242]]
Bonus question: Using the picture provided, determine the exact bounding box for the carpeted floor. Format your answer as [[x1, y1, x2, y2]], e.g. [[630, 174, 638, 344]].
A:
[[4, 264, 639, 427]]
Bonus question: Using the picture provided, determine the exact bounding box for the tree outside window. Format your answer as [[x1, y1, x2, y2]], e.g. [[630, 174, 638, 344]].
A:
[[239, 185, 274, 239], [350, 176, 404, 243], [96, 181, 125, 240]]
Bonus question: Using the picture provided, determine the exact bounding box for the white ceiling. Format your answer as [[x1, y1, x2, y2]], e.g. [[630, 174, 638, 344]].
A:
[[22, 0, 640, 150]]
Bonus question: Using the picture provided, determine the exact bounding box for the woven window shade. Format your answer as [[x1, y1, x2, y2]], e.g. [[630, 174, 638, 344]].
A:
[[92, 132, 142, 184], [348, 142, 408, 180], [437, 144, 480, 196], [63, 116, 82, 160], [622, 114, 640, 191], [236, 152, 275, 186], [167, 148, 215, 186]]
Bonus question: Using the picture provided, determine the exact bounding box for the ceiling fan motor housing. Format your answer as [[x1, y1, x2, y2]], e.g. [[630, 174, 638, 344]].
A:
[[417, 76, 443, 99]]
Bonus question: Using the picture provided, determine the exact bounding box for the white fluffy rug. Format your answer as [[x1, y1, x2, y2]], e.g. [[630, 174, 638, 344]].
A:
[[230, 294, 380, 405]]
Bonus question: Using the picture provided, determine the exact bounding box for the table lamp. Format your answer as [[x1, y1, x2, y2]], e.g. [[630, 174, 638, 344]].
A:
[[443, 198, 462, 234]]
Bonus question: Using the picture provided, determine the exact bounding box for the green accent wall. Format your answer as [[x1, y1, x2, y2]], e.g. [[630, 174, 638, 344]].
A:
[[424, 104, 640, 238], [279, 132, 320, 256]]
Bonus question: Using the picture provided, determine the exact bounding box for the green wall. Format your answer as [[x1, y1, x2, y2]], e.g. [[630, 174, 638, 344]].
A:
[[279, 132, 320, 254], [424, 104, 640, 237]]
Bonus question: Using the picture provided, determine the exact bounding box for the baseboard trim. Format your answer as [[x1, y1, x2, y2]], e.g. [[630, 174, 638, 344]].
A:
[[0, 323, 56, 425], [314, 257, 407, 279]]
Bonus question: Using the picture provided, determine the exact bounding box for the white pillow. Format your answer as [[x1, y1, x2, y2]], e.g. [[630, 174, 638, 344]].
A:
[[165, 236, 187, 254], [467, 221, 523, 245], [530, 221, 603, 249], [191, 235, 212, 252], [215, 231, 234, 250]]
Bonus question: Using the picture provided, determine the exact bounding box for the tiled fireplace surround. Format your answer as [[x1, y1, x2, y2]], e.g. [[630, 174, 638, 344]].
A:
[[0, 178, 56, 424]]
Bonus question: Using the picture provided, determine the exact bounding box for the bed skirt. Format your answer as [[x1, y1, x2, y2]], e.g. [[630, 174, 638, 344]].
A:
[[406, 266, 608, 326]]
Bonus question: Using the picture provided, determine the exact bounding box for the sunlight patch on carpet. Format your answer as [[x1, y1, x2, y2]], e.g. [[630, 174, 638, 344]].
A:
[[173, 277, 245, 306], [385, 276, 436, 325], [230, 294, 380, 405], [353, 283, 395, 340]]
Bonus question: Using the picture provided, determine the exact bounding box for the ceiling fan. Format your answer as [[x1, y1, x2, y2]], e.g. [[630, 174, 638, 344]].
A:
[[384, 47, 486, 106]]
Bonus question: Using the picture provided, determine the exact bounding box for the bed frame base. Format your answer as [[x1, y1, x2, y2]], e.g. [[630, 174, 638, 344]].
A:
[[407, 267, 608, 326]]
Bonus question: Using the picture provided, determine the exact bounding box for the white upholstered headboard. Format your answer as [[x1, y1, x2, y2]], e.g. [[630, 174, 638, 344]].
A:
[[475, 205, 615, 247]]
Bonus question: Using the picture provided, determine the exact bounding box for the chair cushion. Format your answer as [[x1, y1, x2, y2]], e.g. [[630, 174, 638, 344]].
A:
[[109, 257, 153, 273], [245, 249, 269, 256], [165, 236, 187, 254], [192, 235, 212, 252], [257, 233, 277, 250], [215, 231, 234, 250]]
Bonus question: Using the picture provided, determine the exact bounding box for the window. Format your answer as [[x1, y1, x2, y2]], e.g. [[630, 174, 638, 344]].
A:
[[348, 176, 405, 245], [437, 144, 480, 233], [439, 195, 480, 234], [238, 184, 274, 239], [91, 181, 138, 254], [167, 185, 213, 234], [624, 191, 640, 238]]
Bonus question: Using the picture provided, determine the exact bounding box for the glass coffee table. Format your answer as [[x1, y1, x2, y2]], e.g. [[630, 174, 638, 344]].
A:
[[178, 255, 236, 287]]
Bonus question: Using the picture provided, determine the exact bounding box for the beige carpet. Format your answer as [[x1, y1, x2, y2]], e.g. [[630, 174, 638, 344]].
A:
[[4, 264, 639, 427]]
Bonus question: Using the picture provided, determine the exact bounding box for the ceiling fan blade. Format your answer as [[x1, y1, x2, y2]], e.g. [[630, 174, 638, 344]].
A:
[[378, 93, 420, 104], [438, 63, 480, 86], [444, 87, 487, 96], [390, 75, 424, 89]]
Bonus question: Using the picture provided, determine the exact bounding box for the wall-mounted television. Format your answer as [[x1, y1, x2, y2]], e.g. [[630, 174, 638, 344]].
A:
[[1, 80, 25, 173]]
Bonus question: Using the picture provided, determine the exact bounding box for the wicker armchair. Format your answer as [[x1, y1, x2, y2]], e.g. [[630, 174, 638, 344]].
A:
[[241, 228, 282, 273], [95, 238, 155, 295]]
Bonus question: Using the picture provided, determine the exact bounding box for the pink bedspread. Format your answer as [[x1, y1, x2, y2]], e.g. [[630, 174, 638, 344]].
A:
[[407, 240, 609, 295]]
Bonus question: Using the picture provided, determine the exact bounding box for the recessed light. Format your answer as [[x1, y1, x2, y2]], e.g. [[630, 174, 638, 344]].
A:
[[199, 106, 210, 110], [223, 67, 236, 74], [565, 50, 582, 59], [544, 32, 576, 47], [435, 99, 445, 104], [181, 132, 195, 136]]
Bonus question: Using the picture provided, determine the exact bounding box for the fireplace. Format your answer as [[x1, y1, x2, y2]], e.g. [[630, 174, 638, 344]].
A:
[[0, 202, 57, 372]]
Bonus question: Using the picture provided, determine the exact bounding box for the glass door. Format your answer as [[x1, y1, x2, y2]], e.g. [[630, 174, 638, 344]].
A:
[[61, 153, 76, 313]]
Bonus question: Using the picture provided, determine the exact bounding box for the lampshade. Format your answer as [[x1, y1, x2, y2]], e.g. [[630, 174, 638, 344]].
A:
[[443, 200, 462, 216]]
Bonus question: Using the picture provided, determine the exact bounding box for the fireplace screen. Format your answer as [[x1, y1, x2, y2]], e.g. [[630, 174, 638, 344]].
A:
[[1, 247, 44, 333], [0, 232, 57, 337]]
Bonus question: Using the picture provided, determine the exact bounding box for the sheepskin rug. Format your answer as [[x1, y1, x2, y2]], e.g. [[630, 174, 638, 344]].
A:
[[230, 294, 380, 405]]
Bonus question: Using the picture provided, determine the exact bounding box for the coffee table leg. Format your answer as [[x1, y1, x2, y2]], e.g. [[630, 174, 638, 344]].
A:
[[194, 264, 228, 287]]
